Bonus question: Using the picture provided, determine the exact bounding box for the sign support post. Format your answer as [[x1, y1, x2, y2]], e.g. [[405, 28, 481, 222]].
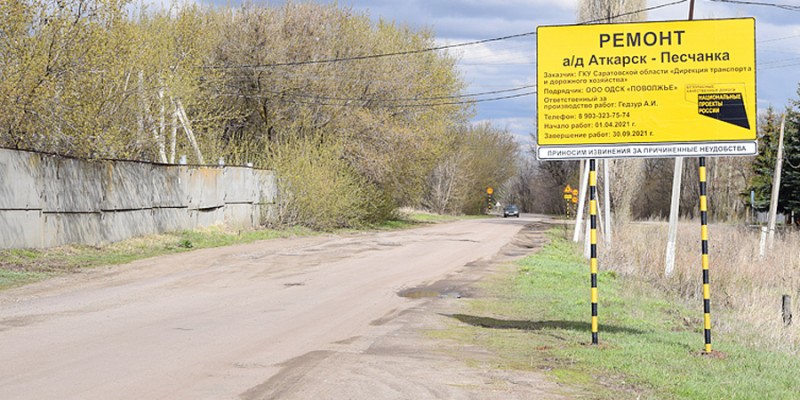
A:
[[536, 15, 756, 352], [590, 159, 599, 345], [536, 18, 757, 160], [699, 157, 712, 353]]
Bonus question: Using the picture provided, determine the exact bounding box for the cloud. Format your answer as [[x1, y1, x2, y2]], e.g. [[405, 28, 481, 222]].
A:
[[129, 0, 201, 17], [196, 0, 800, 139], [474, 117, 535, 146]]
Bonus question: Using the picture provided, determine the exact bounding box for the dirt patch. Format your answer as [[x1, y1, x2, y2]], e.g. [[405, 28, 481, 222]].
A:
[[241, 218, 577, 399], [1, 215, 576, 399]]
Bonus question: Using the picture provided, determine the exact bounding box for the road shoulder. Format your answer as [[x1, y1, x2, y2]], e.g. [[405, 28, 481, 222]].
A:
[[241, 219, 575, 400]]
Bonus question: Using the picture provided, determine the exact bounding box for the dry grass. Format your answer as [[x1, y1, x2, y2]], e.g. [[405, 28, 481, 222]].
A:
[[600, 220, 800, 354]]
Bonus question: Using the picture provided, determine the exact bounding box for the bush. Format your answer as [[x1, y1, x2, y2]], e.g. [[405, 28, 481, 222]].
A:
[[269, 136, 393, 230]]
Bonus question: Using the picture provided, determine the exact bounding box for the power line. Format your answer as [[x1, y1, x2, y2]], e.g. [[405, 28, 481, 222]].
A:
[[460, 61, 536, 66], [765, 63, 800, 69], [206, 0, 687, 70], [223, 85, 535, 104], [225, 90, 537, 108], [457, 41, 537, 64], [708, 0, 800, 11], [758, 56, 800, 66], [759, 58, 800, 69], [759, 33, 800, 43], [761, 64, 800, 70], [580, 0, 688, 24], [400, 91, 535, 108], [245, 84, 537, 103], [210, 31, 537, 70]]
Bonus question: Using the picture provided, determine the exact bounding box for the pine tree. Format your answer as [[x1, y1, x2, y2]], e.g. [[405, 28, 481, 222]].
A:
[[747, 106, 780, 211], [778, 102, 800, 216], [746, 93, 800, 219]]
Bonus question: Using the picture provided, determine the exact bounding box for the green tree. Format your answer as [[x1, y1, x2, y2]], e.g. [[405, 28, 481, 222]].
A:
[[0, 0, 232, 162], [0, 0, 138, 156], [423, 123, 519, 215], [747, 106, 782, 211], [746, 100, 800, 219], [212, 2, 467, 224], [777, 103, 800, 216], [0, 1, 515, 228]]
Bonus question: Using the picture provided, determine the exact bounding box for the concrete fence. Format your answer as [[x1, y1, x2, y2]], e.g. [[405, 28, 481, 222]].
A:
[[0, 148, 277, 249]]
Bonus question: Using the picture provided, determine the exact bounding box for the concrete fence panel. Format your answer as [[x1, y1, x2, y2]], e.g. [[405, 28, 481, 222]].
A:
[[0, 210, 43, 249], [42, 156, 103, 213], [0, 149, 43, 210], [224, 203, 255, 228], [0, 148, 276, 249], [102, 161, 159, 211], [43, 212, 102, 247], [150, 165, 187, 208], [193, 207, 225, 228], [153, 208, 193, 233], [101, 210, 158, 244], [223, 167, 256, 204], [187, 167, 224, 210]]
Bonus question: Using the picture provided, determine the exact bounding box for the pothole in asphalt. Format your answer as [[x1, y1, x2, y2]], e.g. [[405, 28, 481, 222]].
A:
[[398, 288, 463, 299], [398, 288, 440, 298]]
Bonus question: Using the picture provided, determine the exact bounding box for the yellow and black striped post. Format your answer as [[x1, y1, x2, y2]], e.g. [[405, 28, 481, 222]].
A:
[[699, 157, 712, 353], [590, 159, 599, 345]]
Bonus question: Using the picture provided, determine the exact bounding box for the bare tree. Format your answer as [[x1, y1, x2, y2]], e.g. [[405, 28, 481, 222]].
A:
[[577, 0, 647, 222], [423, 150, 472, 214], [578, 0, 647, 23], [506, 158, 537, 213], [530, 158, 580, 215], [422, 123, 519, 215]]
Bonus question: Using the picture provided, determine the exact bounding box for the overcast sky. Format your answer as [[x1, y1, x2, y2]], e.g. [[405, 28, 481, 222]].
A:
[[197, 0, 800, 143]]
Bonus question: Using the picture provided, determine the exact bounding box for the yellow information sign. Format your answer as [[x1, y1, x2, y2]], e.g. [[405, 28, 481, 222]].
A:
[[536, 18, 757, 160]]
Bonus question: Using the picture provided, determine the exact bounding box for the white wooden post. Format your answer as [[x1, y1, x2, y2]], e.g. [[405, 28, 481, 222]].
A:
[[665, 157, 683, 277]]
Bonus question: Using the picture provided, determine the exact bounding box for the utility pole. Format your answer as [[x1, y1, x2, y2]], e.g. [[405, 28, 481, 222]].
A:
[[666, 0, 695, 275], [665, 157, 683, 276], [174, 98, 205, 165], [767, 114, 787, 250]]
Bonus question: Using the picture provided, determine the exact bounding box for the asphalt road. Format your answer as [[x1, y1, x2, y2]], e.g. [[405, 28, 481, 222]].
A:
[[0, 215, 569, 399]]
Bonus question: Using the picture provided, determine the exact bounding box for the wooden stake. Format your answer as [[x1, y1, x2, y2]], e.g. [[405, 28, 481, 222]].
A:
[[782, 295, 792, 326]]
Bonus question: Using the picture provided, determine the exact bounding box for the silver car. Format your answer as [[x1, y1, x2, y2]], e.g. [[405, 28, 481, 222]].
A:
[[503, 205, 519, 218]]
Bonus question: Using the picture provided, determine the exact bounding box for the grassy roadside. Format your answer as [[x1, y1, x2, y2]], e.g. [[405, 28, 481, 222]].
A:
[[0, 226, 315, 290], [0, 212, 477, 290], [437, 231, 800, 399]]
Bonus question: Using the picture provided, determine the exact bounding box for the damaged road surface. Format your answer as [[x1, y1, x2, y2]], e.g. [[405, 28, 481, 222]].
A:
[[0, 216, 568, 399]]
